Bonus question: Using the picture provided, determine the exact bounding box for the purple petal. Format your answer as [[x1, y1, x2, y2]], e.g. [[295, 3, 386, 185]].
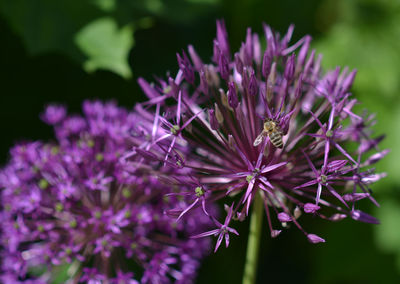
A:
[[358, 135, 385, 154], [177, 51, 195, 84], [165, 209, 184, 218], [256, 139, 268, 168], [307, 133, 325, 138], [243, 179, 255, 206], [297, 35, 311, 67], [271, 230, 282, 238], [163, 136, 177, 164], [326, 184, 348, 208], [326, 160, 348, 173], [191, 229, 220, 239], [328, 107, 335, 130], [282, 24, 294, 49], [301, 150, 318, 176], [303, 49, 315, 75], [214, 232, 224, 252], [176, 91, 182, 124], [261, 162, 287, 174], [333, 142, 357, 165], [308, 110, 325, 130], [259, 176, 274, 189], [294, 179, 318, 189], [225, 203, 235, 225], [201, 198, 209, 216], [350, 210, 379, 224], [284, 53, 295, 80], [316, 183, 322, 204], [177, 199, 199, 220], [361, 173, 387, 184], [227, 227, 239, 236], [323, 139, 330, 168], [225, 232, 230, 248], [216, 19, 230, 59], [234, 145, 253, 170], [138, 77, 160, 99], [342, 69, 357, 92], [364, 149, 390, 166], [263, 24, 276, 55], [188, 45, 204, 71], [181, 109, 204, 131], [342, 193, 370, 202]]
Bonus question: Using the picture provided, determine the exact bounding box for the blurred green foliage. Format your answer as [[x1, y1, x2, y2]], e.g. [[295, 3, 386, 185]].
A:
[[1, 0, 400, 283], [314, 1, 400, 278], [0, 0, 103, 60], [92, 0, 116, 12], [376, 198, 400, 271], [0, 0, 221, 77]]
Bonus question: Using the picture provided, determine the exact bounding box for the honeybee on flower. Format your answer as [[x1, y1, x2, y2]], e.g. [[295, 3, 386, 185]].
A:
[[253, 118, 284, 148]]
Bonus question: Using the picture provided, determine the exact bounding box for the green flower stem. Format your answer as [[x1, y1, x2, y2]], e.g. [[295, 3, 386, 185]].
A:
[[242, 191, 264, 284]]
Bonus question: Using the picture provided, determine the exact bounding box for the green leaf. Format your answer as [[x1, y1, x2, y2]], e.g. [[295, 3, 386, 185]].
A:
[[75, 17, 134, 79]]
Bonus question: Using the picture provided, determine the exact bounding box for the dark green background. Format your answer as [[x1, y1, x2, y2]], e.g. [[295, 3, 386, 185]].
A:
[[1, 0, 399, 283]]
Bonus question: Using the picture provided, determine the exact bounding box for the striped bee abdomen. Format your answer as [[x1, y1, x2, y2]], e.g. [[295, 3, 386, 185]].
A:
[[269, 131, 283, 148]]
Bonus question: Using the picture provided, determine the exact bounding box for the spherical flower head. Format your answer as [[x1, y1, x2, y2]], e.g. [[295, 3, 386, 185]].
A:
[[137, 20, 388, 249], [0, 101, 213, 283]]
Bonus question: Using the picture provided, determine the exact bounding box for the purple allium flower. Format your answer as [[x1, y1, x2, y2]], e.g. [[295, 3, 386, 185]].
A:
[[0, 101, 213, 283], [137, 20, 387, 249]]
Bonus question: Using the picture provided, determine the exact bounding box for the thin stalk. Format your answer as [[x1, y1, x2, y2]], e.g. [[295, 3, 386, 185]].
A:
[[242, 191, 264, 284]]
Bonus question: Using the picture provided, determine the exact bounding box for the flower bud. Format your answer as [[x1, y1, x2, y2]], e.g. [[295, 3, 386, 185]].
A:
[[307, 234, 325, 244], [278, 212, 292, 222], [304, 203, 320, 213], [262, 49, 272, 78], [284, 53, 295, 81], [177, 51, 195, 84], [234, 53, 243, 74], [208, 109, 219, 130], [248, 71, 258, 96], [228, 82, 238, 108], [219, 53, 230, 81]]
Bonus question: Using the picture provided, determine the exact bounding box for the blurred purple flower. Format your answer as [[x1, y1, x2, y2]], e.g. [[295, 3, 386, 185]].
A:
[[137, 20, 387, 249], [0, 101, 213, 283]]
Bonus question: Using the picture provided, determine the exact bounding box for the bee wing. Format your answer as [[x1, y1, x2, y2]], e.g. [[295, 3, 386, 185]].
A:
[[253, 132, 266, 147]]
